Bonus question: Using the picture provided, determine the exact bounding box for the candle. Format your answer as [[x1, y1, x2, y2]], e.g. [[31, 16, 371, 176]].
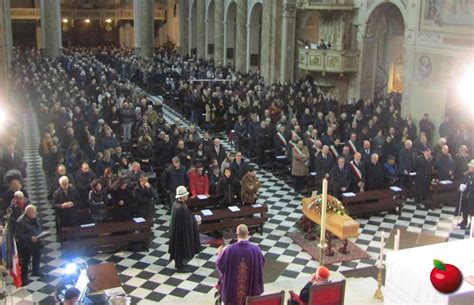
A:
[[379, 231, 385, 267], [394, 229, 400, 251], [320, 179, 328, 247]]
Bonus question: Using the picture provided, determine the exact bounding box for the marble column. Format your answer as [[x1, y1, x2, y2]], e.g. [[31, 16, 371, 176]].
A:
[[179, 0, 189, 56], [214, 0, 225, 65], [280, 0, 296, 82], [40, 0, 62, 57], [134, 0, 154, 57], [196, 0, 206, 58], [235, 0, 247, 72]]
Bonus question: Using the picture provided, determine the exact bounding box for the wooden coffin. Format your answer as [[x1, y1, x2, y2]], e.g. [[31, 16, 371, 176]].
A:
[[302, 197, 359, 240]]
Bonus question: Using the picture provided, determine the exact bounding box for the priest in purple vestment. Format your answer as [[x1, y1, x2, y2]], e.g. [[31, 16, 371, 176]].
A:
[[216, 224, 265, 305]]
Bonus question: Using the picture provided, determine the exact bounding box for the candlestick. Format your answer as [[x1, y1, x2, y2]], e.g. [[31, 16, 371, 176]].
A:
[[320, 179, 328, 247], [379, 231, 385, 267], [394, 229, 400, 251]]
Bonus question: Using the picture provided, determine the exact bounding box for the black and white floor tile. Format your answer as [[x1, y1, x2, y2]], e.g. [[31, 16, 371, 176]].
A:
[[10, 102, 469, 304]]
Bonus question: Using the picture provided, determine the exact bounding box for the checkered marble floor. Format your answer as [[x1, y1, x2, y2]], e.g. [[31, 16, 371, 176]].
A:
[[10, 103, 470, 304]]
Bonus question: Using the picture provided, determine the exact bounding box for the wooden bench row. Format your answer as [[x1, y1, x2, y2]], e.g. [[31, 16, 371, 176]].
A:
[[192, 204, 268, 234], [341, 188, 406, 217]]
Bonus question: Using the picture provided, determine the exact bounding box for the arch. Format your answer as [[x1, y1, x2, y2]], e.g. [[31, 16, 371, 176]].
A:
[[206, 0, 215, 56], [247, 0, 264, 25], [359, 2, 406, 100], [247, 2, 263, 71], [366, 0, 408, 29], [224, 1, 237, 65]]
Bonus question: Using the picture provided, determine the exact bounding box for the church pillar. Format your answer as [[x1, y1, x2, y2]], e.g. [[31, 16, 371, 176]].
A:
[[214, 0, 225, 65], [40, 0, 62, 57], [196, 0, 206, 58], [179, 0, 189, 56], [280, 0, 296, 82], [260, 0, 281, 82], [261, 0, 272, 80], [0, 0, 11, 104], [133, 0, 154, 57], [235, 0, 247, 72]]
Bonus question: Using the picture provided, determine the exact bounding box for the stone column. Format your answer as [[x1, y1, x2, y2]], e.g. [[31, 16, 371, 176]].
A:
[[133, 0, 154, 57], [196, 0, 206, 58], [179, 0, 189, 56], [0, 0, 10, 104], [214, 0, 225, 65], [235, 0, 247, 72], [280, 0, 296, 82], [40, 0, 62, 57], [261, 0, 272, 80]]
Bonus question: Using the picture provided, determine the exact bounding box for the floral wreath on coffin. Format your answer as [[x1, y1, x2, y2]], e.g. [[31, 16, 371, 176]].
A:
[[308, 194, 346, 216]]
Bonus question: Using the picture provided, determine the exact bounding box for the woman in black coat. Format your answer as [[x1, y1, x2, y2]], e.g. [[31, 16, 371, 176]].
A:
[[88, 179, 110, 223], [217, 168, 238, 208], [112, 178, 136, 221]]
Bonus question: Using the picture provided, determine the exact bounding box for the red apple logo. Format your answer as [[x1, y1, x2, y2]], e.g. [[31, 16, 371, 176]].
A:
[[430, 259, 462, 293]]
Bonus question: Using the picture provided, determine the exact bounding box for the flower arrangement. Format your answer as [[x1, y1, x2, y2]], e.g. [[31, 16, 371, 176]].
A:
[[308, 194, 346, 216]]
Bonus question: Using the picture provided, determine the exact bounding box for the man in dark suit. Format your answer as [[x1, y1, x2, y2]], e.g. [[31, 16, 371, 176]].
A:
[[361, 140, 372, 165], [233, 115, 248, 152], [83, 136, 102, 165], [314, 145, 334, 181], [52, 176, 83, 226], [398, 140, 417, 188], [274, 125, 289, 157], [330, 156, 352, 199], [2, 144, 25, 174], [207, 138, 226, 165], [436, 145, 455, 181], [415, 149, 434, 210], [349, 152, 366, 193], [230, 151, 248, 181]]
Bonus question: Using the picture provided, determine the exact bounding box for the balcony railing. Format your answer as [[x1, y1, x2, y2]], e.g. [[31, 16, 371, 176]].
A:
[[298, 48, 359, 74], [10, 8, 165, 21], [296, 0, 354, 10]]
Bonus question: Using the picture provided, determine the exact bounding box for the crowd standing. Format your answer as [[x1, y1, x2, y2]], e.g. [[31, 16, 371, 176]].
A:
[[1, 44, 473, 288]]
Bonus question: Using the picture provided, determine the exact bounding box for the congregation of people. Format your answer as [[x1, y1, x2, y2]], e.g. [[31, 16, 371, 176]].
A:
[[1, 44, 473, 300]]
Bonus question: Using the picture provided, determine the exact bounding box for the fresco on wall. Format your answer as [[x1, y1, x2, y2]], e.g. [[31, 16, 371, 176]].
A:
[[421, 0, 474, 33]]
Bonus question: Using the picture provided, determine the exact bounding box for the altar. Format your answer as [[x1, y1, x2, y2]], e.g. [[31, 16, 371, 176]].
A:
[[385, 239, 474, 305]]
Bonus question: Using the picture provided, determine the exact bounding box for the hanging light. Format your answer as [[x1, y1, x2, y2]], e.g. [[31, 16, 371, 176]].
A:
[[84, 19, 91, 24], [105, 18, 112, 23], [62, 18, 68, 23]]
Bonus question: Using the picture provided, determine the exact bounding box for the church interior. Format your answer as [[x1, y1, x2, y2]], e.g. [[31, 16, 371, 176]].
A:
[[0, 0, 473, 304]]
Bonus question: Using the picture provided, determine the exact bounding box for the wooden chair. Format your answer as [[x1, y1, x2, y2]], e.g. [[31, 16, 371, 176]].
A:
[[246, 291, 285, 305], [289, 280, 346, 305]]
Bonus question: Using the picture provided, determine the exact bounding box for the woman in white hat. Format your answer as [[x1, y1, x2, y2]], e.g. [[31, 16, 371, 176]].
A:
[[168, 186, 201, 272]]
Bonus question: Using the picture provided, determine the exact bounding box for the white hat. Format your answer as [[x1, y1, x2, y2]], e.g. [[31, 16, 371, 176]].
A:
[[175, 186, 189, 199]]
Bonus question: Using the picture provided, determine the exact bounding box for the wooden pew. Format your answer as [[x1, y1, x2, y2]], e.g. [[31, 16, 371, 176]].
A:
[[60, 219, 153, 254], [186, 194, 221, 210], [341, 188, 406, 217], [192, 204, 268, 234], [429, 181, 461, 209]]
